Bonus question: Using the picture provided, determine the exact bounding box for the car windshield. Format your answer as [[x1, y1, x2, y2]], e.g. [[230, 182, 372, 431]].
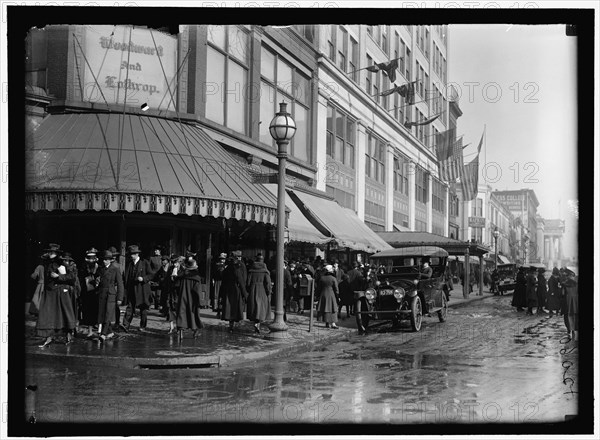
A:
[[374, 256, 444, 277]]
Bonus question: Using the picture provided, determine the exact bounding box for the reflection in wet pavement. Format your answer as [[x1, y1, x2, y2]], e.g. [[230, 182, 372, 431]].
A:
[[25, 297, 577, 424]]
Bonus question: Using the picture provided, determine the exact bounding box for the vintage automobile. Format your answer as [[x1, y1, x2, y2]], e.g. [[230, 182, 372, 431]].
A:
[[496, 263, 517, 294], [355, 246, 449, 333]]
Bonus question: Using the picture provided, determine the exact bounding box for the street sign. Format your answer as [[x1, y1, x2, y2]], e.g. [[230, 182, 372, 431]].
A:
[[251, 173, 278, 184], [468, 216, 486, 228]]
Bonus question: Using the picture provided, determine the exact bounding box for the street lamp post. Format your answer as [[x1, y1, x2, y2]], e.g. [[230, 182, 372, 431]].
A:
[[493, 228, 500, 270], [268, 102, 296, 339]]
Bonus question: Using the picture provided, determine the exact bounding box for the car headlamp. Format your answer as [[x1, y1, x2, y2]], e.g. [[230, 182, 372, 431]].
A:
[[393, 288, 405, 300], [413, 279, 419, 285], [375, 280, 381, 287]]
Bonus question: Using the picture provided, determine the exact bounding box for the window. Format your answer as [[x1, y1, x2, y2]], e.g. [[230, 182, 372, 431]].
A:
[[206, 25, 249, 134], [260, 45, 311, 162], [415, 219, 427, 232], [337, 26, 348, 72], [399, 39, 406, 75], [381, 25, 388, 54], [393, 156, 409, 196], [349, 37, 358, 82], [366, 54, 373, 95], [25, 28, 47, 89], [471, 227, 483, 243], [326, 185, 355, 210], [471, 198, 483, 217], [326, 104, 355, 168], [425, 28, 430, 59], [450, 194, 460, 217], [432, 179, 446, 213], [328, 25, 336, 61], [415, 166, 429, 203], [366, 132, 386, 184], [405, 48, 411, 79], [367, 25, 374, 37], [295, 25, 314, 43]]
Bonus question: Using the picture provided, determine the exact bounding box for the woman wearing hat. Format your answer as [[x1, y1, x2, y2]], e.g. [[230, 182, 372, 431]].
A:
[[546, 267, 562, 317], [61, 252, 81, 331], [78, 248, 101, 338], [37, 244, 78, 347], [175, 257, 204, 339], [511, 266, 527, 312], [525, 266, 538, 316], [316, 264, 339, 329], [29, 252, 48, 316], [96, 250, 125, 341], [535, 268, 548, 315], [219, 254, 247, 333], [560, 268, 578, 341], [246, 255, 272, 334]]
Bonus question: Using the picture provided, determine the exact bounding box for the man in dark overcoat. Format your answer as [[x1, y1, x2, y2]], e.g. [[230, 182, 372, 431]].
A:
[[121, 245, 153, 332], [220, 251, 248, 333], [96, 250, 124, 341]]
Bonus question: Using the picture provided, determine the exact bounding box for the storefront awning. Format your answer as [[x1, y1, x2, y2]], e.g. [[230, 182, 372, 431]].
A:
[[25, 113, 278, 224], [377, 231, 491, 257], [287, 189, 392, 254], [264, 185, 332, 245]]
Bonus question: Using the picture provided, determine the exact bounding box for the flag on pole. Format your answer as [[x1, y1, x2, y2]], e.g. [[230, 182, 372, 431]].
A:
[[435, 127, 456, 161], [476, 128, 485, 154], [440, 136, 464, 182], [460, 153, 479, 201], [404, 113, 440, 128], [366, 59, 399, 83]]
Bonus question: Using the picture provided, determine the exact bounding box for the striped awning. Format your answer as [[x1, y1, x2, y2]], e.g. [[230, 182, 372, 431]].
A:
[[25, 113, 279, 224], [288, 189, 392, 254]]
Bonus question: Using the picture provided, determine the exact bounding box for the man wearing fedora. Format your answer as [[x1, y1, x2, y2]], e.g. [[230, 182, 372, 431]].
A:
[[211, 252, 227, 314], [121, 245, 153, 332], [96, 250, 125, 341], [78, 247, 101, 338]]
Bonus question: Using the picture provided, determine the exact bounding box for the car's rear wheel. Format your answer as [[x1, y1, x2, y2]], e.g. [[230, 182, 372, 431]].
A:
[[410, 296, 422, 332], [438, 293, 448, 322], [355, 298, 370, 333]]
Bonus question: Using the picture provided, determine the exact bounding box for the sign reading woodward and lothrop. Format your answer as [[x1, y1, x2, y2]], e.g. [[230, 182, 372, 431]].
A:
[[83, 25, 177, 111]]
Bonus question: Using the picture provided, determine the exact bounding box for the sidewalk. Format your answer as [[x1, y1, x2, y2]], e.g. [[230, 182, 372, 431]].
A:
[[25, 285, 497, 369]]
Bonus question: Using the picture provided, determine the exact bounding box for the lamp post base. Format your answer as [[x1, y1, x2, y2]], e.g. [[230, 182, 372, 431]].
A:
[[267, 318, 289, 340]]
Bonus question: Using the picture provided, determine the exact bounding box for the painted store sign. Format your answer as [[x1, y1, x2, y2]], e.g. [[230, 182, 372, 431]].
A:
[[83, 25, 177, 111]]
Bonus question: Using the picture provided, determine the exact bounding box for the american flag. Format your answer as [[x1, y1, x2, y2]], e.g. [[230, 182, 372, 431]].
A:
[[439, 136, 463, 182], [435, 127, 455, 161], [461, 154, 480, 201]]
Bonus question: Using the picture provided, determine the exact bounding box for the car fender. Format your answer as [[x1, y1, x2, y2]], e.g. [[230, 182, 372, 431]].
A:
[[406, 289, 418, 297]]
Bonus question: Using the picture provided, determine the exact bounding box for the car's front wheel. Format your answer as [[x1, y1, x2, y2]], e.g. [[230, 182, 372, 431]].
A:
[[410, 296, 422, 332], [438, 293, 448, 322], [355, 298, 370, 333]]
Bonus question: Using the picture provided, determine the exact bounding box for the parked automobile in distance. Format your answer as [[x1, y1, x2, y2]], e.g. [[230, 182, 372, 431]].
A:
[[355, 246, 449, 333], [496, 263, 517, 294]]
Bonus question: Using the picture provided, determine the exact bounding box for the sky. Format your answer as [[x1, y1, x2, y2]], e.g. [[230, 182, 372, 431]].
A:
[[448, 23, 580, 259]]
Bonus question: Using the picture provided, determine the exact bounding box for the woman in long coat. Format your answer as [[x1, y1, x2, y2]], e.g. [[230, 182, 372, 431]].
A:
[[535, 268, 548, 315], [175, 258, 204, 339], [561, 269, 578, 341], [220, 254, 248, 333], [317, 265, 339, 329], [246, 255, 272, 333], [525, 267, 538, 315], [546, 267, 562, 316], [37, 244, 77, 347], [29, 253, 47, 316], [511, 267, 527, 311]]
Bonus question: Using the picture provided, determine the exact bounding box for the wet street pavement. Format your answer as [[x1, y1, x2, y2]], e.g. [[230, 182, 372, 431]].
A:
[[24, 294, 577, 425]]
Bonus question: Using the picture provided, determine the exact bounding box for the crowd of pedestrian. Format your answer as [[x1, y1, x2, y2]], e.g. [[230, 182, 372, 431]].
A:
[[511, 265, 578, 341], [32, 242, 400, 345]]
